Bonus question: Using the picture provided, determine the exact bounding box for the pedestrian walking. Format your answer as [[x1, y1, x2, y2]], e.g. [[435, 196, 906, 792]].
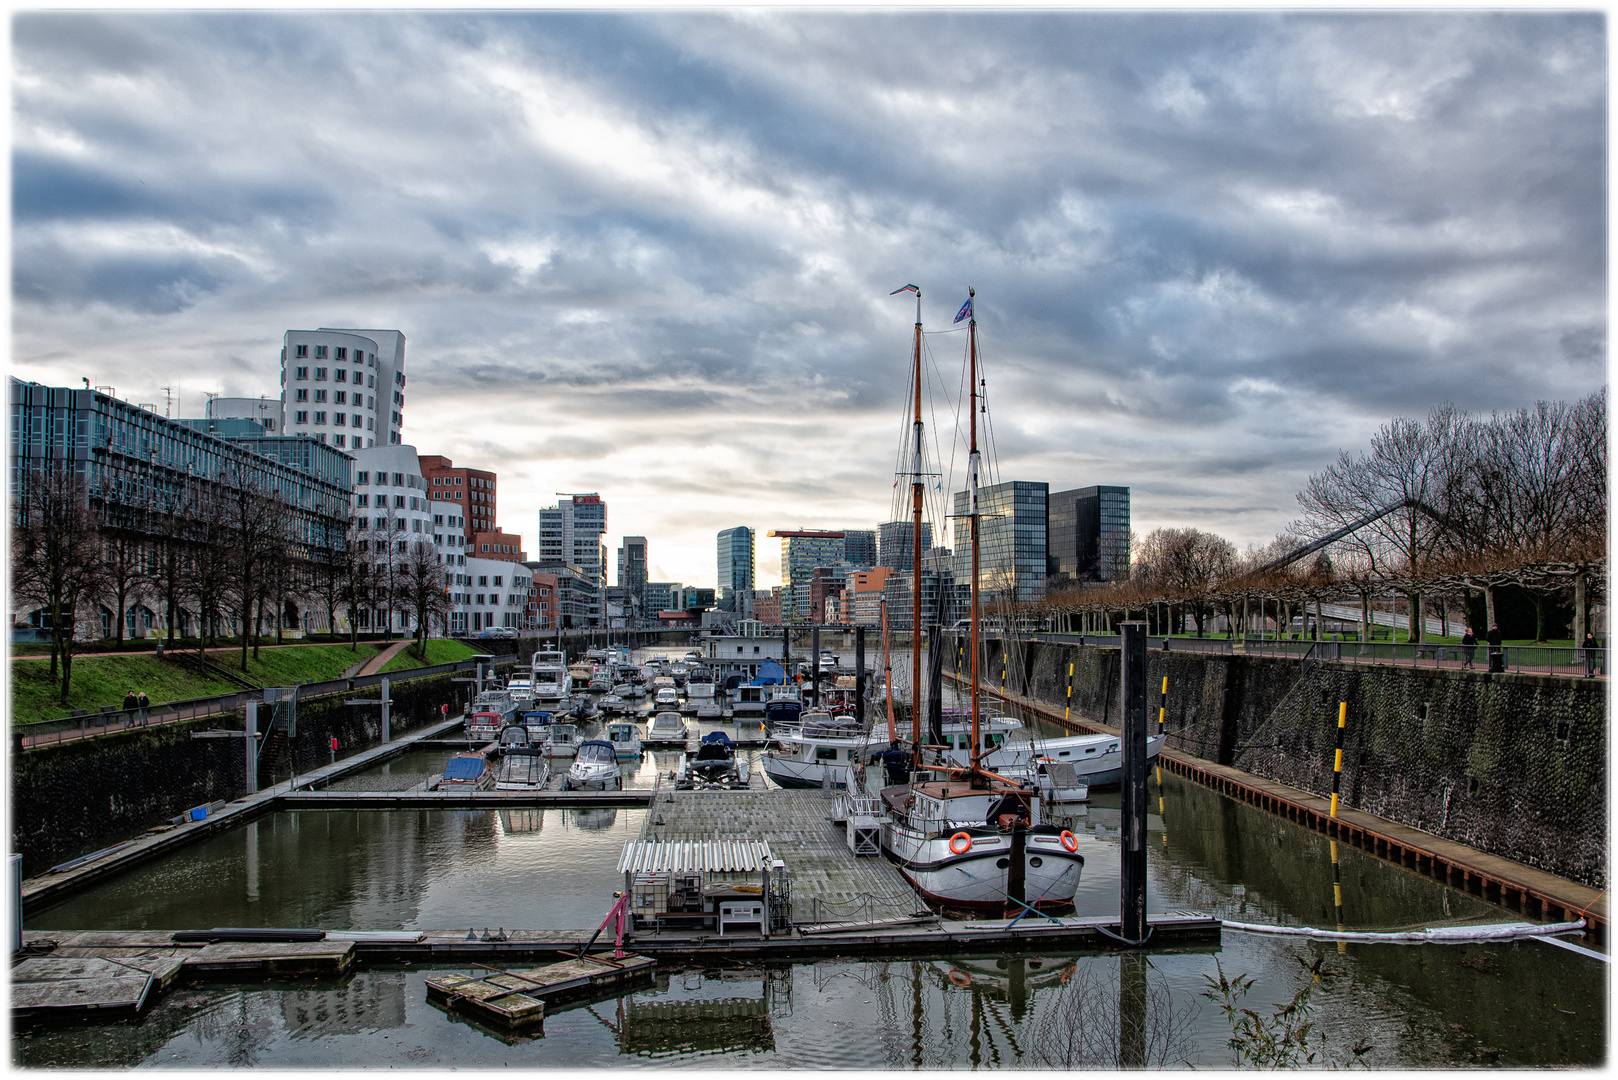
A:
[[1583, 631, 1600, 678], [1486, 623, 1504, 673], [137, 690, 150, 725], [1460, 627, 1477, 670], [122, 689, 138, 713]]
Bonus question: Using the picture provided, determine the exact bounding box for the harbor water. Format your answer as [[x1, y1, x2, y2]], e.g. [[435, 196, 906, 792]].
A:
[[17, 647, 1607, 1068]]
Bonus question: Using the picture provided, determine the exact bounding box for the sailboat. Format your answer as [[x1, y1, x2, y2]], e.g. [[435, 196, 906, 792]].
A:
[[876, 286, 1085, 913]]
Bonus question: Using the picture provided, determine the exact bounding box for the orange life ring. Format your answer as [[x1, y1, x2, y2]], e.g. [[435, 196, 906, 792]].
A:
[[948, 969, 971, 988], [1060, 830, 1078, 852], [948, 831, 973, 855]]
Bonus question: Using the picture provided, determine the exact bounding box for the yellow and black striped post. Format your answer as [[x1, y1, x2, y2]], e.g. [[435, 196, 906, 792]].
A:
[[1331, 839, 1346, 953], [1001, 648, 1007, 696], [1065, 660, 1074, 723], [1157, 676, 1167, 735], [1329, 701, 1347, 817]]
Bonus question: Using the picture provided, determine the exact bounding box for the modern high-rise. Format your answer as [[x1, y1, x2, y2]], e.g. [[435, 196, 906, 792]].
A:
[[716, 527, 755, 611], [952, 480, 1048, 603], [539, 494, 608, 587], [1049, 485, 1131, 583], [618, 536, 648, 622], [768, 530, 846, 624], [842, 530, 877, 569], [279, 328, 406, 450], [878, 520, 933, 571]]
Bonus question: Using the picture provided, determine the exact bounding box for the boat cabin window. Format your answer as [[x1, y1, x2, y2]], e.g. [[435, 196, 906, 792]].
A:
[[815, 747, 839, 761], [577, 742, 615, 764]]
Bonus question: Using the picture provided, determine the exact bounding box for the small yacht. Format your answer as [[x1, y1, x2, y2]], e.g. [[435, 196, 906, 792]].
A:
[[685, 665, 716, 700], [646, 711, 688, 744], [520, 709, 554, 739], [494, 743, 550, 790], [486, 723, 533, 757], [604, 719, 643, 758], [438, 753, 494, 790], [464, 709, 504, 743], [617, 682, 645, 699], [564, 739, 624, 791], [544, 723, 580, 757], [532, 650, 571, 705], [598, 692, 626, 714], [653, 686, 681, 710]]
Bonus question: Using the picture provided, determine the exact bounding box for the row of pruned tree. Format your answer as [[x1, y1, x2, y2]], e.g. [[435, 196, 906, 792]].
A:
[[1035, 389, 1607, 642], [11, 460, 454, 705]]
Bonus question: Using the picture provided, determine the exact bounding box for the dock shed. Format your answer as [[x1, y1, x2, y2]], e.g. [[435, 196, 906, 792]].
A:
[[617, 840, 790, 936]]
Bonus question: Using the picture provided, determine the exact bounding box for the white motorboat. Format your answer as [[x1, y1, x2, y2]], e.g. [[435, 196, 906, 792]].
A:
[[674, 731, 750, 790], [616, 682, 645, 699], [494, 746, 550, 790], [686, 665, 717, 700], [603, 720, 643, 758], [731, 682, 768, 720], [565, 739, 624, 790], [653, 686, 681, 710], [598, 693, 626, 714], [646, 711, 688, 744], [762, 714, 882, 789], [464, 709, 504, 743], [695, 701, 722, 720], [544, 723, 581, 757], [939, 727, 1167, 787], [532, 650, 571, 704]]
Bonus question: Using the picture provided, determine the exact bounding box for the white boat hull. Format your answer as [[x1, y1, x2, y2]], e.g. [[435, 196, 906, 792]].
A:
[[883, 823, 1083, 911]]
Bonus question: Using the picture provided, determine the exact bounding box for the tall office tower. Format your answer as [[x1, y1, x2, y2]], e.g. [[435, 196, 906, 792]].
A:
[[768, 530, 846, 623], [280, 328, 406, 450], [842, 529, 877, 569], [618, 536, 648, 621], [1049, 485, 1131, 582], [716, 526, 755, 611], [538, 493, 608, 587], [951, 480, 1048, 603], [878, 519, 933, 570], [417, 455, 498, 546]]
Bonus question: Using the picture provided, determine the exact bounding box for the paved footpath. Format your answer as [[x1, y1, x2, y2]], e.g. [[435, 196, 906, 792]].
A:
[[355, 640, 412, 677]]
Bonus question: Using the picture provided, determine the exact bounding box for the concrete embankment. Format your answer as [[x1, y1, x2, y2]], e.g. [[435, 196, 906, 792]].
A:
[[11, 663, 506, 877], [961, 637, 1607, 890]]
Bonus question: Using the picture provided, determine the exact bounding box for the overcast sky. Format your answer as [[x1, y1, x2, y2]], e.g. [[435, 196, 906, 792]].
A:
[[12, 10, 1606, 588]]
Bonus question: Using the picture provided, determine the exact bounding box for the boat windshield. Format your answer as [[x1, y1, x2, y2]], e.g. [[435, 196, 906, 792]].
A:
[[577, 742, 615, 764]]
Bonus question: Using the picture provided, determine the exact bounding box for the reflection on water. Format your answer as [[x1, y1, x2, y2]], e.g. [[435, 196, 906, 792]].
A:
[[17, 646, 1608, 1068]]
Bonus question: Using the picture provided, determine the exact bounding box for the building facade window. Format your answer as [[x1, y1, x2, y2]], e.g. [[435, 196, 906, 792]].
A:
[[315, 345, 328, 358], [295, 410, 308, 424], [315, 368, 328, 381], [294, 366, 308, 379], [295, 346, 308, 358]]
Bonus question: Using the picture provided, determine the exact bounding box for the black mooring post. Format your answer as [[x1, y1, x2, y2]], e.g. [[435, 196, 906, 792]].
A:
[[926, 623, 944, 746], [1120, 620, 1149, 942], [811, 627, 821, 709], [854, 627, 867, 728]]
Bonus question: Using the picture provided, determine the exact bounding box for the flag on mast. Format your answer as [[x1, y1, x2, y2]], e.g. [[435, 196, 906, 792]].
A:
[[954, 297, 973, 323], [889, 284, 920, 295]]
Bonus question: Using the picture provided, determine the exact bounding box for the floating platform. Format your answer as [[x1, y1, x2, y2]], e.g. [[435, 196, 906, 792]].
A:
[[276, 789, 654, 809], [11, 954, 185, 1024], [183, 939, 356, 978], [424, 953, 656, 1029]]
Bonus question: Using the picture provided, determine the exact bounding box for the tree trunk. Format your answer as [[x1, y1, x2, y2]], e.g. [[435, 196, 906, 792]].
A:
[[1484, 585, 1496, 632], [1533, 593, 1547, 643], [1409, 591, 1422, 644], [1359, 591, 1369, 646], [1574, 571, 1587, 642]]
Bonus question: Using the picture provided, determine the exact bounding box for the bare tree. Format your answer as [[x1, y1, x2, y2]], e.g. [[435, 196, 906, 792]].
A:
[[12, 462, 106, 703], [97, 489, 150, 647], [1028, 958, 1197, 1068], [1133, 527, 1237, 636], [396, 540, 453, 660], [185, 483, 237, 662]]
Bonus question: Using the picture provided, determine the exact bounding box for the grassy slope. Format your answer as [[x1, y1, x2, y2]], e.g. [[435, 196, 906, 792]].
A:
[[379, 639, 481, 673], [11, 642, 389, 724]]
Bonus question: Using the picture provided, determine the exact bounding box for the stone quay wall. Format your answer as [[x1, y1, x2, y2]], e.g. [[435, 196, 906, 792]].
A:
[[961, 637, 1607, 889], [11, 669, 474, 877]]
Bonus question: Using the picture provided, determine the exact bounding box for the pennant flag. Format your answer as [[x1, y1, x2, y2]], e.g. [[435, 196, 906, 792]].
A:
[[889, 284, 920, 295], [954, 297, 973, 324]]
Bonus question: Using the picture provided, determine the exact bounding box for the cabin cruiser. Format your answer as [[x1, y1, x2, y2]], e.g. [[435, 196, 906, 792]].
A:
[[653, 686, 681, 710], [614, 682, 644, 700], [603, 720, 643, 758], [486, 723, 534, 758], [762, 713, 884, 789], [731, 682, 768, 721], [568, 662, 595, 690], [491, 727, 550, 790], [669, 662, 689, 687], [646, 711, 688, 744], [674, 731, 750, 790], [465, 709, 504, 743], [544, 723, 580, 758], [598, 692, 626, 714], [935, 724, 1166, 787], [438, 753, 494, 790], [565, 739, 624, 790], [532, 650, 571, 705], [520, 709, 554, 739], [685, 665, 716, 700], [818, 649, 838, 674]]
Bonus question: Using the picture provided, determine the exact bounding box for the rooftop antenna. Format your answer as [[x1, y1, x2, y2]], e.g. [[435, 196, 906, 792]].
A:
[[161, 384, 175, 418], [203, 390, 219, 420]]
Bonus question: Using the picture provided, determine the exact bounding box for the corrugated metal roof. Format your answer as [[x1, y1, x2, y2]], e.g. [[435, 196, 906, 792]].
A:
[[617, 839, 775, 874]]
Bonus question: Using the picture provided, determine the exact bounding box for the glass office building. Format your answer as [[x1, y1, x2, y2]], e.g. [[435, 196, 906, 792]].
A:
[[716, 527, 754, 611], [951, 480, 1047, 604], [1049, 485, 1131, 582], [878, 519, 933, 570]]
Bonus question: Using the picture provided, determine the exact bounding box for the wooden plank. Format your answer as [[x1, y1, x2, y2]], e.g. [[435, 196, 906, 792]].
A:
[[15, 954, 187, 991], [184, 939, 354, 977], [11, 975, 153, 1022]]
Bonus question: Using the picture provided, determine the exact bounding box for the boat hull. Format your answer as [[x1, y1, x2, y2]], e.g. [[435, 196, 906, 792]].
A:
[[883, 825, 1083, 912]]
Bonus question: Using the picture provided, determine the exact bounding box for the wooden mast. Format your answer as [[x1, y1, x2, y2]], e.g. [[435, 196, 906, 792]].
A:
[[967, 288, 981, 775], [909, 289, 925, 756]]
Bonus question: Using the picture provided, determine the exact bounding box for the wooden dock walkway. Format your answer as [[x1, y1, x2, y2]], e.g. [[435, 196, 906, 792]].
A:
[[640, 786, 926, 926]]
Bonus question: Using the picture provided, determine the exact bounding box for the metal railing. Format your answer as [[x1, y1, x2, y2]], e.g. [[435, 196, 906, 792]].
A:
[[983, 631, 1605, 678], [14, 654, 518, 749]]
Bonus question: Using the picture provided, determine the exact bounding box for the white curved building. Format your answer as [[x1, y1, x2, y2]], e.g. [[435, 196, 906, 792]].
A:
[[280, 328, 406, 451]]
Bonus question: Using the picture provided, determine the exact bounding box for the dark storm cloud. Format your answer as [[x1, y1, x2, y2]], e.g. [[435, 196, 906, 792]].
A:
[[10, 10, 1605, 575]]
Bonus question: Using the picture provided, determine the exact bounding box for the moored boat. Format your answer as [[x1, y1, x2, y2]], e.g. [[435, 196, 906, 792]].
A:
[[604, 720, 643, 758], [438, 753, 494, 790], [646, 711, 688, 744], [544, 723, 580, 758], [675, 731, 750, 790], [565, 739, 624, 790]]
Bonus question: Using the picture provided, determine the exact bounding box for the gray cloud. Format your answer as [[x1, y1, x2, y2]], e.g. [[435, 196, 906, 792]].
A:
[[11, 11, 1604, 584]]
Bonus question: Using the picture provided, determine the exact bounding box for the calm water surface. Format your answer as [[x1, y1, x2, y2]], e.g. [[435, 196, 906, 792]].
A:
[[19, 646, 1607, 1068]]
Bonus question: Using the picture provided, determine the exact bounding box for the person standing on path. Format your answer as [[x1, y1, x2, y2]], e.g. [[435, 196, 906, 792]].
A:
[[1486, 624, 1504, 673], [122, 689, 138, 714], [1583, 631, 1600, 678], [1460, 627, 1477, 670], [137, 690, 150, 724]]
